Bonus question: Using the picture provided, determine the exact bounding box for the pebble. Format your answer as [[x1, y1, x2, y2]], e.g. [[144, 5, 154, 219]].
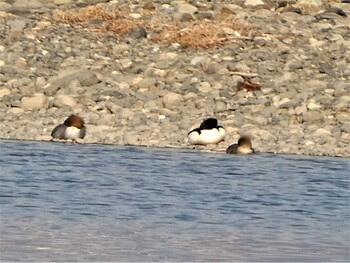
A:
[[20, 94, 47, 111], [302, 111, 323, 123], [53, 94, 77, 108]]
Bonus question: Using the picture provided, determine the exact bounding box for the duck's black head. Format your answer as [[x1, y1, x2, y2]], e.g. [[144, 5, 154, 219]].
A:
[[199, 118, 218, 130]]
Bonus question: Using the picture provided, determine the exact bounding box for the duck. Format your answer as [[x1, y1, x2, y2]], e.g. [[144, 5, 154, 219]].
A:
[[226, 136, 255, 154], [188, 118, 225, 145], [51, 114, 86, 141]]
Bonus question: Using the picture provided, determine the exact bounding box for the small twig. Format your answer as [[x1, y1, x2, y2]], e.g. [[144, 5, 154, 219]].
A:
[[229, 71, 258, 79]]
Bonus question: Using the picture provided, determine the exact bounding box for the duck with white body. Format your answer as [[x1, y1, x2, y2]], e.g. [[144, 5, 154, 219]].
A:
[[188, 118, 225, 145]]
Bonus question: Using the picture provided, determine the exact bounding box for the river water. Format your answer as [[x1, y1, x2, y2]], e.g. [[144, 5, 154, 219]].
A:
[[0, 140, 349, 262]]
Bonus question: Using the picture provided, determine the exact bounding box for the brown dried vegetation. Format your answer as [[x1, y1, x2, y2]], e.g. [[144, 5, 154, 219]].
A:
[[52, 3, 256, 49]]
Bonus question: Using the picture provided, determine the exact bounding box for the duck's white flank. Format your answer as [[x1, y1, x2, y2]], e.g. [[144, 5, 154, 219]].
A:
[[188, 128, 225, 145], [65, 126, 82, 140]]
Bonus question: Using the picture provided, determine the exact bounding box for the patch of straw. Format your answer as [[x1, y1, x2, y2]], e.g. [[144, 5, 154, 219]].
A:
[[52, 4, 257, 49]]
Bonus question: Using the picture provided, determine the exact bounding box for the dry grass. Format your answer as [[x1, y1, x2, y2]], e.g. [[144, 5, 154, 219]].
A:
[[150, 20, 227, 49], [52, 4, 144, 36], [52, 3, 257, 49], [53, 5, 119, 23]]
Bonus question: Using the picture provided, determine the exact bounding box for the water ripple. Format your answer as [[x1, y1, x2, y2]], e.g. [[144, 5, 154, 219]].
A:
[[0, 140, 349, 262]]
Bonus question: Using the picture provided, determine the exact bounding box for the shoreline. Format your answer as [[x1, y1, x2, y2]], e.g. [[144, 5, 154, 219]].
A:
[[0, 0, 349, 158], [1, 138, 349, 159]]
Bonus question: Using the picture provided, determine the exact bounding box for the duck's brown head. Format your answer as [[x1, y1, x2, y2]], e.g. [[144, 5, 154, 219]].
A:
[[64, 114, 85, 129], [237, 136, 252, 147]]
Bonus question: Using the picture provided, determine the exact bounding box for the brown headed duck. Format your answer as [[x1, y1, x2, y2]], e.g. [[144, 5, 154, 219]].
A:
[[226, 136, 255, 154], [51, 114, 86, 141]]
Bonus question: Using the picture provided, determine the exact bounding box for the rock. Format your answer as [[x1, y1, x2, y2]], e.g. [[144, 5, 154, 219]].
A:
[[329, 81, 349, 97], [112, 44, 130, 55], [19, 84, 36, 95], [0, 88, 11, 98], [312, 128, 332, 137], [273, 97, 291, 108], [197, 11, 214, 20], [221, 4, 243, 15], [137, 78, 157, 90], [196, 82, 212, 93], [20, 93, 47, 111], [307, 100, 322, 110], [119, 58, 133, 69], [129, 27, 147, 39], [162, 92, 183, 109], [0, 2, 11, 11], [53, 0, 73, 5], [214, 101, 226, 113], [245, 0, 265, 7], [297, 0, 324, 7], [7, 108, 24, 114], [155, 60, 170, 70], [335, 113, 350, 123], [45, 69, 99, 96], [302, 111, 323, 122], [8, 19, 27, 30], [143, 1, 155, 11], [124, 134, 139, 145], [190, 56, 207, 67], [295, 105, 307, 115], [35, 77, 46, 87], [253, 115, 268, 125], [53, 94, 77, 108], [175, 3, 198, 16], [119, 108, 134, 120], [334, 96, 350, 111], [13, 0, 44, 9], [340, 123, 350, 134]]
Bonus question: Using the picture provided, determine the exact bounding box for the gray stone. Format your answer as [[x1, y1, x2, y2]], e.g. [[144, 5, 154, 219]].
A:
[[175, 3, 198, 15], [0, 88, 11, 98], [53, 94, 77, 108], [162, 92, 183, 109], [196, 82, 212, 93], [13, 0, 44, 9], [155, 60, 170, 70], [340, 123, 350, 134], [53, 0, 73, 5], [20, 93, 47, 111], [312, 128, 332, 137], [253, 115, 268, 126], [245, 0, 265, 7], [46, 69, 99, 96], [137, 78, 157, 90], [0, 2, 11, 11], [8, 19, 27, 30], [214, 101, 227, 113], [335, 113, 350, 123], [128, 27, 147, 39], [334, 97, 350, 111], [196, 11, 214, 20], [329, 81, 349, 97], [302, 111, 323, 122], [7, 107, 25, 114]]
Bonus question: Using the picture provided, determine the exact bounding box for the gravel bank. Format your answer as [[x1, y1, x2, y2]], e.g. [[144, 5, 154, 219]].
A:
[[0, 0, 349, 157]]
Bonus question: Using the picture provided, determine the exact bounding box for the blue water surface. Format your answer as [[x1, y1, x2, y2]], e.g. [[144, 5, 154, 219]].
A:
[[0, 140, 349, 262]]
